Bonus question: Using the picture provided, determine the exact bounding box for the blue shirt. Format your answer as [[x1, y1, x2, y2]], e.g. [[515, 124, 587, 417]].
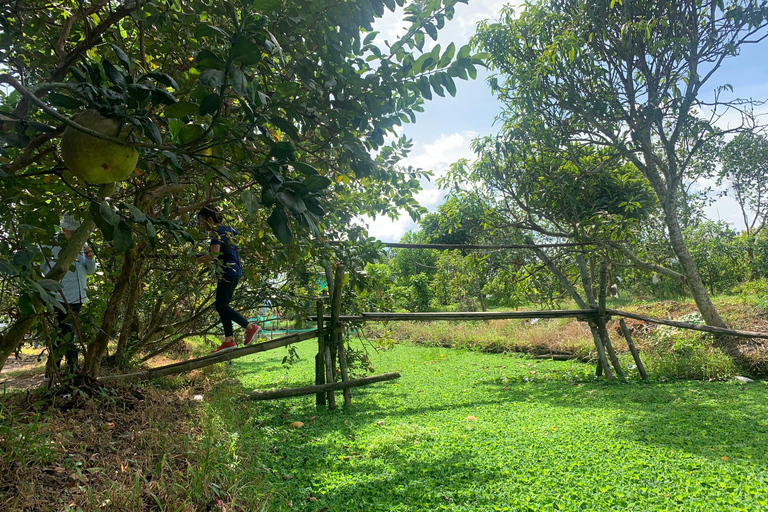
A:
[[211, 225, 242, 277]]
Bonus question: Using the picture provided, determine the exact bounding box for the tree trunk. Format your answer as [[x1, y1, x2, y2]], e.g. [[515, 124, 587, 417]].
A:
[[663, 200, 727, 328], [113, 245, 145, 366], [0, 183, 115, 372], [83, 246, 139, 376]]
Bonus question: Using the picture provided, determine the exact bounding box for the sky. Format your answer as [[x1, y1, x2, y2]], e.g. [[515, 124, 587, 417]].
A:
[[360, 0, 768, 242]]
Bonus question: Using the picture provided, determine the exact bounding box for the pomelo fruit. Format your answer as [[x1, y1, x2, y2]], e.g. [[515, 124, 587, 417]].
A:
[[60, 109, 139, 184]]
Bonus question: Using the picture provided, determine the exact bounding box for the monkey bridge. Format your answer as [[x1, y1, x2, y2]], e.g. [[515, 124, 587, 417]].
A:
[[102, 241, 768, 409]]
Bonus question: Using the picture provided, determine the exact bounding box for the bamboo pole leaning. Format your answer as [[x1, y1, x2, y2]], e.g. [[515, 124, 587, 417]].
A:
[[250, 372, 401, 400], [619, 319, 648, 380], [101, 330, 318, 383], [315, 299, 326, 406]]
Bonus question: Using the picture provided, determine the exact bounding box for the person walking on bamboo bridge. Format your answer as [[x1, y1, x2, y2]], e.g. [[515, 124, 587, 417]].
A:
[[196, 205, 262, 352]]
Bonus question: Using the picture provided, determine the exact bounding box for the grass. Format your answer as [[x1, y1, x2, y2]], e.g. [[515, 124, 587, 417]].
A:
[[200, 338, 768, 511]]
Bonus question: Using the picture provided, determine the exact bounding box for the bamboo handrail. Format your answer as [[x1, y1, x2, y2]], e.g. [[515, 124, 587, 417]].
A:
[[101, 330, 318, 383]]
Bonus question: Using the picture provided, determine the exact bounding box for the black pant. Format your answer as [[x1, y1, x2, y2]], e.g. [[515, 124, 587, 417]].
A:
[[215, 275, 249, 337], [53, 302, 82, 372]]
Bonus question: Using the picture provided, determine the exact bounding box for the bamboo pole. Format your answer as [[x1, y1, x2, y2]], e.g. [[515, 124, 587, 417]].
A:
[[576, 254, 613, 380], [619, 319, 648, 380], [250, 372, 401, 400], [332, 241, 605, 250], [315, 299, 326, 406], [598, 262, 625, 380], [102, 330, 318, 383], [311, 309, 598, 322], [607, 309, 768, 339]]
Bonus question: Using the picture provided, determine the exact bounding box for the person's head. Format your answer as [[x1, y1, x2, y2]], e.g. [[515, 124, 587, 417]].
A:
[[197, 205, 222, 229], [60, 214, 80, 239]]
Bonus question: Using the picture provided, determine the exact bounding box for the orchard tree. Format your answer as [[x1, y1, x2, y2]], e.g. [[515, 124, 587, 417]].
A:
[[720, 130, 768, 268], [473, 0, 768, 328], [0, 0, 485, 375]]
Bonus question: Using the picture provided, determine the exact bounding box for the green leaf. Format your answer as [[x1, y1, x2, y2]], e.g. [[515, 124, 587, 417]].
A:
[[194, 23, 230, 39], [125, 202, 146, 223], [103, 60, 126, 89], [0, 258, 17, 275], [200, 93, 221, 116], [267, 208, 293, 244], [304, 174, 332, 192], [417, 77, 432, 100], [113, 221, 134, 253], [165, 101, 199, 118], [232, 39, 263, 66], [99, 201, 120, 226], [90, 201, 114, 241], [291, 162, 318, 176], [178, 124, 205, 144], [439, 42, 456, 67], [38, 279, 62, 292], [18, 294, 36, 316], [457, 44, 471, 60], [241, 189, 261, 214], [269, 116, 300, 141], [48, 92, 83, 110], [146, 220, 156, 239], [200, 69, 226, 88], [228, 67, 248, 96], [142, 72, 179, 90], [110, 43, 131, 70], [277, 191, 306, 214]]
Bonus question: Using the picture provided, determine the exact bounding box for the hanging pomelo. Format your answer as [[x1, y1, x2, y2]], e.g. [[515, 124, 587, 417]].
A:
[[60, 109, 139, 184]]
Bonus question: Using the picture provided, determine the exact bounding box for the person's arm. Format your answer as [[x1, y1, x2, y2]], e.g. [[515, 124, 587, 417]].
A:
[[82, 245, 96, 274], [197, 243, 221, 264]]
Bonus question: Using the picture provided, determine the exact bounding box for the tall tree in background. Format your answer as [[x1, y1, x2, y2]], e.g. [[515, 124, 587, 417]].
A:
[[474, 0, 768, 328], [0, 0, 484, 374], [720, 130, 768, 270]]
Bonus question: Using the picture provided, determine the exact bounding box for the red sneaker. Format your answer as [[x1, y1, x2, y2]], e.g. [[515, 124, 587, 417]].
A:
[[244, 324, 262, 345], [214, 340, 237, 352]]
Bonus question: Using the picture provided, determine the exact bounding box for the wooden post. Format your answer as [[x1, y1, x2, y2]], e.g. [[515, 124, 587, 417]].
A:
[[619, 319, 648, 380], [329, 265, 346, 407], [576, 254, 613, 380], [315, 299, 326, 406], [338, 332, 352, 407], [598, 262, 625, 380]]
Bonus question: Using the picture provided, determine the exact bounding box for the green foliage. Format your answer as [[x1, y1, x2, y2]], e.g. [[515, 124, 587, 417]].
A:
[[684, 221, 749, 295], [0, 0, 485, 372]]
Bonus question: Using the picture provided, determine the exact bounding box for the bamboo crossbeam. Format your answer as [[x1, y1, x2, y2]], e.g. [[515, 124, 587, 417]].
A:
[[375, 242, 603, 250], [310, 309, 597, 322], [250, 372, 401, 400], [101, 330, 318, 383], [606, 309, 768, 339]]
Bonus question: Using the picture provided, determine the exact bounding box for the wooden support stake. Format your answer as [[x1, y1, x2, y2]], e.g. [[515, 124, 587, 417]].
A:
[[315, 299, 326, 406], [329, 265, 346, 407], [598, 262, 625, 380], [576, 254, 613, 380], [338, 333, 352, 407], [250, 372, 401, 400], [619, 319, 648, 380]]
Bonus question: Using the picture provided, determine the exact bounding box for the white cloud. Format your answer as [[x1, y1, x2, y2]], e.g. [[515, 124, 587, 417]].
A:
[[361, 130, 480, 241]]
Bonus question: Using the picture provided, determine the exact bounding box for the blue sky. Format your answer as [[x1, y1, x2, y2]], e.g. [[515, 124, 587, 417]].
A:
[[362, 0, 768, 242]]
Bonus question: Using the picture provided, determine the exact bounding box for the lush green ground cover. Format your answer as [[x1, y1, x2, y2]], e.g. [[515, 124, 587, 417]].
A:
[[204, 339, 768, 511]]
